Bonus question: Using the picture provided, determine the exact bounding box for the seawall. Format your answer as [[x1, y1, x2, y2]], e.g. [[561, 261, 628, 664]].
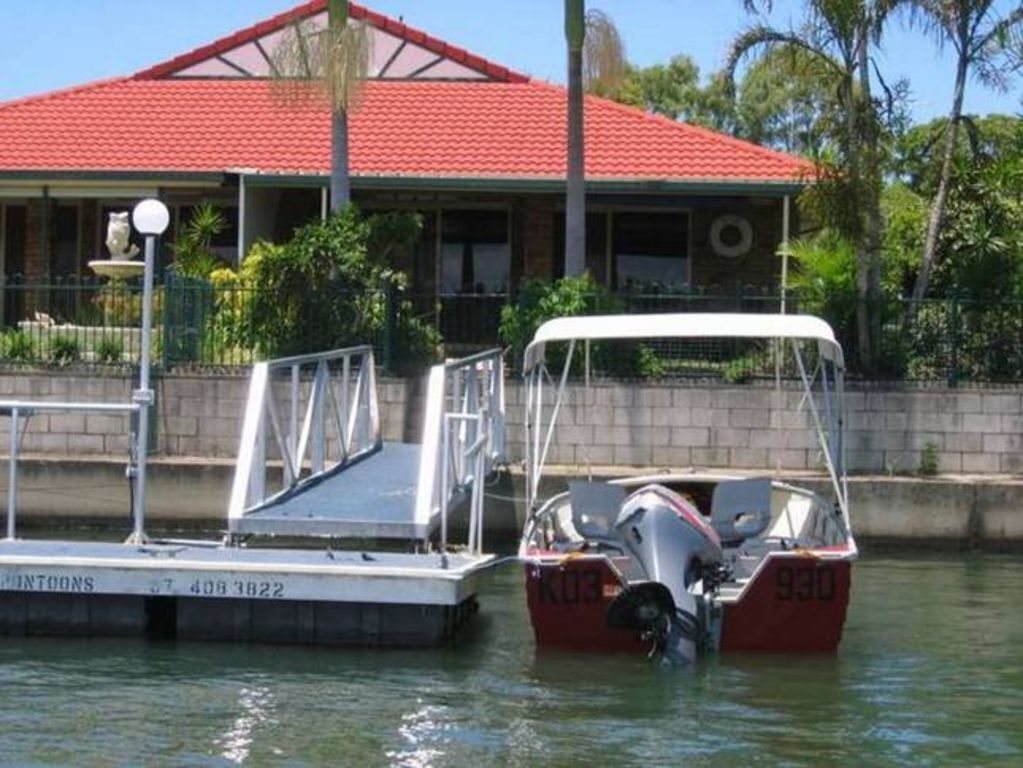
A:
[[6, 457, 1023, 548], [1, 371, 1021, 475]]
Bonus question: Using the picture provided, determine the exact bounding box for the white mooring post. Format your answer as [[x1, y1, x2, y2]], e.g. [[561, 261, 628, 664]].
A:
[[128, 199, 170, 545]]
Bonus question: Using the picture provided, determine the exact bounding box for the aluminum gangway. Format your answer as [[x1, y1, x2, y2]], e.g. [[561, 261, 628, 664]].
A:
[[227, 346, 506, 547]]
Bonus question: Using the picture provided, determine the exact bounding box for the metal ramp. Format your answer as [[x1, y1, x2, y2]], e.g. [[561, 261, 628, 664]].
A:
[[227, 347, 505, 546]]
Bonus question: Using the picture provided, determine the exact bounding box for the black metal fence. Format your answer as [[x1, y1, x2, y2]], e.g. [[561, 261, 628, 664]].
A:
[[2, 275, 1022, 383]]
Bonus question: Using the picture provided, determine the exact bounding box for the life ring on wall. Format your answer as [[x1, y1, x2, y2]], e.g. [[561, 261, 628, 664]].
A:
[[709, 215, 753, 258]]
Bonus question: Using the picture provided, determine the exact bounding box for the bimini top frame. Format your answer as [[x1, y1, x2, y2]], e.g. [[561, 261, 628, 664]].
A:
[[522, 313, 849, 532]]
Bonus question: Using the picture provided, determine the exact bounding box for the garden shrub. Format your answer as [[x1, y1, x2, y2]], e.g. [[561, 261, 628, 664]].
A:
[[48, 335, 81, 366], [499, 273, 662, 378], [2, 331, 34, 362], [210, 206, 437, 372], [95, 336, 124, 365], [171, 202, 227, 279]]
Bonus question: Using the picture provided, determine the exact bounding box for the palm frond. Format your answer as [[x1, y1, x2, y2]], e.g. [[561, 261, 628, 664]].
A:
[[270, 17, 371, 112], [583, 9, 627, 92]]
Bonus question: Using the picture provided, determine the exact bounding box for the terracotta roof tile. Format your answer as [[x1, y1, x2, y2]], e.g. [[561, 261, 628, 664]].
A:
[[0, 78, 810, 184]]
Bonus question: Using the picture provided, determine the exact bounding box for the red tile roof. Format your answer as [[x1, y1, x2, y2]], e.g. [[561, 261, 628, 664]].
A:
[[0, 0, 809, 187], [0, 78, 809, 185]]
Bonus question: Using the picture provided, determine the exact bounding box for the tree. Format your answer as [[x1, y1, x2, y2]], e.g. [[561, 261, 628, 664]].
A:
[[732, 0, 901, 371], [564, 3, 625, 277], [893, 113, 1020, 194], [901, 1, 1023, 303], [272, 0, 369, 211], [734, 45, 842, 156]]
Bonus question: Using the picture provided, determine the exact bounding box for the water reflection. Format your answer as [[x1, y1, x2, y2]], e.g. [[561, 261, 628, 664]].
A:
[[215, 684, 278, 764]]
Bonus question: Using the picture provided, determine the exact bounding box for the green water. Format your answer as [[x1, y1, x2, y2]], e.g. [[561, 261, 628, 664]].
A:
[[0, 552, 1021, 767]]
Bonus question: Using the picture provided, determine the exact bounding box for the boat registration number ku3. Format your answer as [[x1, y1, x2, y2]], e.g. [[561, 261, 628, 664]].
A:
[[775, 565, 836, 602], [535, 568, 608, 605], [188, 579, 285, 598]]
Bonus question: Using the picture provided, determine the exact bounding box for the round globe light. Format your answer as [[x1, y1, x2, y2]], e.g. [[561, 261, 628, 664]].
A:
[[133, 199, 170, 236]]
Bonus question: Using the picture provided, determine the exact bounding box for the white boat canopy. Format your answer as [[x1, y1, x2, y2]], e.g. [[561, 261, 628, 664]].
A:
[[523, 313, 844, 371]]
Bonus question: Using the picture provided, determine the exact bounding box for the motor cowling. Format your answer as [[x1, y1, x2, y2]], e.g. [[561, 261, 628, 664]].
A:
[[607, 485, 723, 663]]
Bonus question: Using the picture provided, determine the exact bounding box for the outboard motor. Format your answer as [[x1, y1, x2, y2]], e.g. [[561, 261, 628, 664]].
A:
[[606, 485, 722, 663]]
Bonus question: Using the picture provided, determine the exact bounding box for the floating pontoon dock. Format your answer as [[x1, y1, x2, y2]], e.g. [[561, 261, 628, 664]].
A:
[[0, 345, 507, 646]]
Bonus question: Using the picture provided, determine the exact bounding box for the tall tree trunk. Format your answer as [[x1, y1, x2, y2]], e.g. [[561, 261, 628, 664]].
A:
[[564, 0, 586, 277], [857, 27, 882, 373], [841, 70, 873, 371], [331, 108, 350, 211], [912, 54, 969, 304], [328, 0, 351, 213]]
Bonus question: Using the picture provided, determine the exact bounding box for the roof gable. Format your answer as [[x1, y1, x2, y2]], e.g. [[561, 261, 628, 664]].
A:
[[133, 0, 528, 83]]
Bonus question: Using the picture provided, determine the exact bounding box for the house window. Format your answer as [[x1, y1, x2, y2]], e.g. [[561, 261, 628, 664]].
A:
[[613, 211, 688, 290], [440, 209, 509, 294]]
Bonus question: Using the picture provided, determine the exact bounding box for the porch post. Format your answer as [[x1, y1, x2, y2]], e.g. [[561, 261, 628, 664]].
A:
[[780, 195, 791, 315], [320, 187, 329, 221], [41, 186, 50, 280], [237, 174, 247, 267]]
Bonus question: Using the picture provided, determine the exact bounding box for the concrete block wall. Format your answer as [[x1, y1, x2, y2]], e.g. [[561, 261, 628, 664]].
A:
[[1, 371, 1021, 475], [500, 382, 1023, 474]]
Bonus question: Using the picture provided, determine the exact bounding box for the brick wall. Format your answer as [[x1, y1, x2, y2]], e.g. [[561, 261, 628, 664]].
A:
[[0, 372, 1020, 475], [690, 199, 784, 292]]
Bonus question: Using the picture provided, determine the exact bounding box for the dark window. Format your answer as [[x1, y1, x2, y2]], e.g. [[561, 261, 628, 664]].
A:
[[51, 204, 79, 278], [440, 210, 509, 294], [3, 205, 27, 326], [612, 211, 688, 290]]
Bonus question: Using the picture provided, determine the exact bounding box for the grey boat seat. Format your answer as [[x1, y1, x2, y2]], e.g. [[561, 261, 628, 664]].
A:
[[710, 478, 773, 546], [569, 481, 627, 540]]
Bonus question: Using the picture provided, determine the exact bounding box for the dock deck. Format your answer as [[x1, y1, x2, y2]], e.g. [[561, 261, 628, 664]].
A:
[[232, 442, 428, 539], [0, 345, 507, 647]]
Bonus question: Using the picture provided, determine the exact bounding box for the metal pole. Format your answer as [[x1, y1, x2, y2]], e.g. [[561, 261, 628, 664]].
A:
[[130, 234, 157, 544], [7, 408, 19, 540]]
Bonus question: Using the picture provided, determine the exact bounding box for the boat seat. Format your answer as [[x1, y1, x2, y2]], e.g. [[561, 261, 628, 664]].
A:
[[569, 481, 627, 541], [710, 478, 773, 545]]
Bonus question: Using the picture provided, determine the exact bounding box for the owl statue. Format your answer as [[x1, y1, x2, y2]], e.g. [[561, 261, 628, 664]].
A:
[[106, 212, 140, 259]]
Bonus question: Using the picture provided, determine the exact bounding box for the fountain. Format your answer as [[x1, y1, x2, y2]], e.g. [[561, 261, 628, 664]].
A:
[[88, 211, 145, 280]]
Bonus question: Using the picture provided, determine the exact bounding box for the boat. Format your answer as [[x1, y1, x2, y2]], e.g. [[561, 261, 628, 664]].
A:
[[517, 313, 857, 662]]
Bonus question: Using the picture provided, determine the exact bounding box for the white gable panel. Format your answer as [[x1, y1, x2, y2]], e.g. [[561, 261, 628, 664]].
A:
[[166, 10, 497, 81], [381, 42, 443, 78], [222, 45, 273, 76], [177, 57, 249, 78], [367, 29, 403, 77], [417, 57, 488, 80]]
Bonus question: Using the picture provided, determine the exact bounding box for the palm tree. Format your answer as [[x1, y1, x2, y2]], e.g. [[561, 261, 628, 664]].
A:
[[731, 0, 898, 370], [904, 1, 1023, 303], [273, 0, 369, 212], [564, 2, 625, 277]]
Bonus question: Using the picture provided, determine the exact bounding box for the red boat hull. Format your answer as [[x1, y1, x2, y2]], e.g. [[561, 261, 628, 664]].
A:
[[524, 553, 852, 655]]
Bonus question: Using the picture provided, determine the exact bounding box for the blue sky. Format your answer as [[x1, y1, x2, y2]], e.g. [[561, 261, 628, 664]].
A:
[[1, 0, 1020, 123]]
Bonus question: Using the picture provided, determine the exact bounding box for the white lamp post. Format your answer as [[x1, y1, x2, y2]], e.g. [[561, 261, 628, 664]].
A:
[[127, 199, 169, 545]]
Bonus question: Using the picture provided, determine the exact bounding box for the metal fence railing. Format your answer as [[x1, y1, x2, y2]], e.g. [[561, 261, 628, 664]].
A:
[[1, 276, 1022, 383]]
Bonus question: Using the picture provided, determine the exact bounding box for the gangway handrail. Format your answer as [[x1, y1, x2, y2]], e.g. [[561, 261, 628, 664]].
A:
[[416, 348, 505, 554], [0, 399, 139, 541], [228, 346, 381, 523]]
